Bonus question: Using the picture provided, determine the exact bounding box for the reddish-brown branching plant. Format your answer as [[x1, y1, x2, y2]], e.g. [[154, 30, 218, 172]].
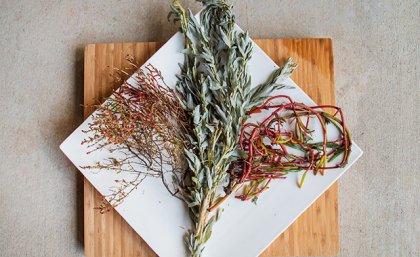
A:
[[81, 62, 188, 211]]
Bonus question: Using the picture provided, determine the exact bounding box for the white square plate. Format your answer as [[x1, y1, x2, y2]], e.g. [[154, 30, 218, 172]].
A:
[[60, 21, 363, 257]]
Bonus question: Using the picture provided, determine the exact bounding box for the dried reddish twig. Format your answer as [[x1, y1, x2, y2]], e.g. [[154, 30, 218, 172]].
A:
[[81, 61, 188, 211]]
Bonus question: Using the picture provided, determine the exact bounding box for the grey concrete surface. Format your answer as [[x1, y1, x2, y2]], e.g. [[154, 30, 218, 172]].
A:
[[0, 0, 418, 256]]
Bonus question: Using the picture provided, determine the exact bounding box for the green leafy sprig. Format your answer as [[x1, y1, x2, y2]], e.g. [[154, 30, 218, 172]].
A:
[[169, 1, 296, 255]]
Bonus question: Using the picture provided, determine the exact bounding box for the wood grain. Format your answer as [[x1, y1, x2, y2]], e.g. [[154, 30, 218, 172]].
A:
[[83, 39, 338, 257]]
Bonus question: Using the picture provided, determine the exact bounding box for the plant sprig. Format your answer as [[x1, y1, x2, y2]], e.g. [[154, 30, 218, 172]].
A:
[[170, 1, 296, 255], [81, 62, 188, 210], [224, 95, 352, 203]]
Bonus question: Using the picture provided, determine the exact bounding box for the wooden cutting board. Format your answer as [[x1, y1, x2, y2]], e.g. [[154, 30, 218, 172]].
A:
[[83, 39, 338, 257]]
